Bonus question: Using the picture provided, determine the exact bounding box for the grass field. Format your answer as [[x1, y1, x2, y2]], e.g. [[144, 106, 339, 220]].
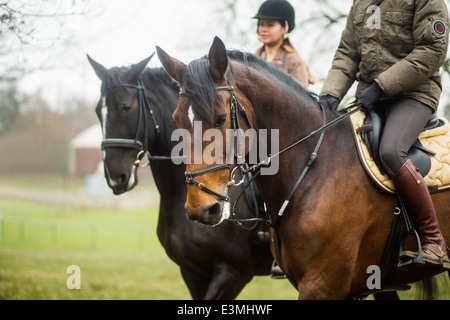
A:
[[0, 196, 297, 300], [0, 174, 448, 300]]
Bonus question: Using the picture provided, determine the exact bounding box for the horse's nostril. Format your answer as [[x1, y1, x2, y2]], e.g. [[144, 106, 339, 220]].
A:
[[186, 206, 199, 221], [199, 202, 223, 226], [112, 174, 126, 186], [186, 202, 224, 226], [208, 202, 222, 218]]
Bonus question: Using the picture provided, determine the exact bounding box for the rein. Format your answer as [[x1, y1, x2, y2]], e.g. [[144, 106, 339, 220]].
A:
[[233, 103, 360, 227], [269, 105, 360, 161]]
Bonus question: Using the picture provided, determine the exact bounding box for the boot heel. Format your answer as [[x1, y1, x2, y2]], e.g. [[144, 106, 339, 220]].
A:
[[398, 229, 425, 270]]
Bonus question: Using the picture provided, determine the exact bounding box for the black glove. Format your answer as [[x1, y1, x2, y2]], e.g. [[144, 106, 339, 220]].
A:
[[355, 82, 383, 112], [319, 95, 339, 111]]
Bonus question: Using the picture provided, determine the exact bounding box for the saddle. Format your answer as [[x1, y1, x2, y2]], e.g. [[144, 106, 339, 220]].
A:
[[351, 110, 450, 194], [352, 110, 450, 296], [359, 111, 438, 176]]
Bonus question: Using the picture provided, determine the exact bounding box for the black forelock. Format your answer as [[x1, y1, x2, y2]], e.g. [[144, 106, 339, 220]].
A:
[[184, 58, 226, 126], [101, 66, 179, 96], [100, 67, 128, 95]]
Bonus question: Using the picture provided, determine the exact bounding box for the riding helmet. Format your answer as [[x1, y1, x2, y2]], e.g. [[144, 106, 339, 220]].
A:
[[253, 0, 296, 32]]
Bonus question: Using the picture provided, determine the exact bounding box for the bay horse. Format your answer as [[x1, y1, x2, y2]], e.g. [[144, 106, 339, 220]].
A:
[[87, 54, 274, 299], [156, 37, 450, 299]]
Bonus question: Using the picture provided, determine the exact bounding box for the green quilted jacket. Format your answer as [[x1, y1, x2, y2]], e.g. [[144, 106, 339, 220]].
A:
[[321, 0, 449, 111]]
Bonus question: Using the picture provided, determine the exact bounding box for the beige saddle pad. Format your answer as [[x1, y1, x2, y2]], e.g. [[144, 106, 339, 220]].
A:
[[351, 110, 450, 194]]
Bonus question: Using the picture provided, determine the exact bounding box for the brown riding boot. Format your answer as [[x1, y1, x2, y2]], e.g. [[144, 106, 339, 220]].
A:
[[392, 160, 450, 269]]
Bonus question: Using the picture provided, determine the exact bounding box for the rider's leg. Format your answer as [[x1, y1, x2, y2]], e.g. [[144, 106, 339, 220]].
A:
[[379, 99, 449, 267]]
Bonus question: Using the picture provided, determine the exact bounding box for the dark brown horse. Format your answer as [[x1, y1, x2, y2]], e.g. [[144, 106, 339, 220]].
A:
[[87, 54, 273, 299], [156, 37, 449, 299]]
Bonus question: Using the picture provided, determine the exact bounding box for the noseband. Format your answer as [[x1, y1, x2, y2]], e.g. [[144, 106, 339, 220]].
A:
[[101, 80, 161, 166], [184, 163, 233, 202]]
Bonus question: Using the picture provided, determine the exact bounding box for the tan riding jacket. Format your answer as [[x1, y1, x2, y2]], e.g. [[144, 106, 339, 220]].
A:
[[321, 0, 449, 111], [256, 44, 314, 87]]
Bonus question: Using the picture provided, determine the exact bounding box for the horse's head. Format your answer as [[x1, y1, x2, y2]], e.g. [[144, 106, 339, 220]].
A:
[[157, 37, 255, 226], [87, 54, 157, 195]]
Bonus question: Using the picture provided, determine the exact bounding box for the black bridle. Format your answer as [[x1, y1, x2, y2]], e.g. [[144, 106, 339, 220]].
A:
[[101, 80, 164, 166]]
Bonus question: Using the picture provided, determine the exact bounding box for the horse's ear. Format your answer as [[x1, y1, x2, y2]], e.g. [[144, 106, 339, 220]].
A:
[[129, 53, 154, 79], [156, 46, 186, 84], [87, 54, 108, 80], [208, 36, 228, 81]]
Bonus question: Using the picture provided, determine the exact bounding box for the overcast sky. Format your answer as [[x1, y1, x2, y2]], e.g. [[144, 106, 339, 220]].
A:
[[11, 0, 450, 113], [14, 0, 354, 110]]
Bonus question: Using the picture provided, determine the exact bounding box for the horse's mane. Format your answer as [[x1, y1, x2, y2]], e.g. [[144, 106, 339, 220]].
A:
[[101, 67, 178, 94], [227, 50, 318, 105], [184, 50, 319, 125]]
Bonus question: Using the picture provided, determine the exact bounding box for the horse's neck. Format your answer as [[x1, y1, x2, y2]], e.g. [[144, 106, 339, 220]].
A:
[[148, 124, 187, 228], [143, 73, 187, 209], [241, 77, 324, 149], [144, 72, 179, 158], [239, 75, 329, 213], [149, 158, 186, 244], [149, 160, 186, 202]]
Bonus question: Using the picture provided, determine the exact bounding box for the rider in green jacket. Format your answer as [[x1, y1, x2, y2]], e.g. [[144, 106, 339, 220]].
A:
[[320, 0, 450, 269]]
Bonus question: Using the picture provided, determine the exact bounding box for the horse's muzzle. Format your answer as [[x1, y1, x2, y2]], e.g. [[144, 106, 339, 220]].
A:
[[104, 164, 138, 195], [185, 201, 230, 227]]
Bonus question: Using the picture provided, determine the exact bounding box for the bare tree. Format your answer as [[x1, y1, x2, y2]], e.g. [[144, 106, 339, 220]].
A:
[[0, 0, 104, 81], [0, 84, 21, 135]]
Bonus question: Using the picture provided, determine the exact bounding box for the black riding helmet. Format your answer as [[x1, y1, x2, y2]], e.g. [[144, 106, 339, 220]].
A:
[[253, 0, 295, 32]]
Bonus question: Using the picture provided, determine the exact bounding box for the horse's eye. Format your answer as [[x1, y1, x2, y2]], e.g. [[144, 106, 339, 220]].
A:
[[215, 115, 227, 127], [120, 105, 132, 114]]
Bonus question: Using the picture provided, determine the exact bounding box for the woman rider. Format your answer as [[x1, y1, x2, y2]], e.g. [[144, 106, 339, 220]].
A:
[[253, 0, 315, 87]]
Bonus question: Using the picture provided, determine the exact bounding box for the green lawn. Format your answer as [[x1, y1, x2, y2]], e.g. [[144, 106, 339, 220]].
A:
[[0, 250, 191, 300], [0, 197, 297, 300], [0, 176, 448, 300], [0, 249, 301, 300]]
